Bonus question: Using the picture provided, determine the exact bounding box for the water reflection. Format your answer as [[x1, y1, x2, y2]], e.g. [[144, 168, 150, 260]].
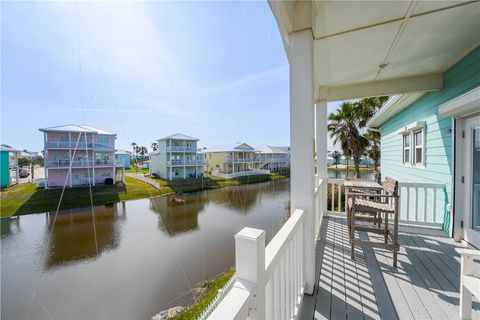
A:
[[149, 180, 290, 236], [1, 179, 289, 319], [44, 203, 125, 269], [1, 217, 21, 238], [150, 194, 206, 236]]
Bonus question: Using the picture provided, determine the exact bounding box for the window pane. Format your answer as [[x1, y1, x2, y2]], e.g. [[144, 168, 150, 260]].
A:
[[415, 148, 422, 164], [404, 150, 410, 163], [473, 127, 480, 230], [404, 134, 410, 147], [415, 131, 423, 146]]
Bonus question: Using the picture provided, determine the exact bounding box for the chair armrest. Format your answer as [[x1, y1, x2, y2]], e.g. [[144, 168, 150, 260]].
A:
[[347, 192, 398, 198], [456, 248, 480, 258]]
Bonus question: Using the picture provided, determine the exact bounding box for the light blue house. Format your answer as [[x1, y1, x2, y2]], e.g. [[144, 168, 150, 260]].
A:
[[150, 133, 203, 180], [368, 46, 480, 248], [114, 150, 131, 169]]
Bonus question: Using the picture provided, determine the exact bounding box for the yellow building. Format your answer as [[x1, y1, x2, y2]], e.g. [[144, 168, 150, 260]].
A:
[[202, 143, 269, 178]]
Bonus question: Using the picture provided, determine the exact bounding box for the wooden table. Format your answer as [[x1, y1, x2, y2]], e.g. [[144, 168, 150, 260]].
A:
[[344, 179, 382, 190]]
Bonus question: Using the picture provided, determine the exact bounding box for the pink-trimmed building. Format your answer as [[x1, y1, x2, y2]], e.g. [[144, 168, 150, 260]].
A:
[[39, 124, 118, 188]]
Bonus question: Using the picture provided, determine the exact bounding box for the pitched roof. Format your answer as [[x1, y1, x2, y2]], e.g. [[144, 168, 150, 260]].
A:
[[256, 144, 289, 154], [158, 133, 199, 141], [115, 149, 132, 155], [38, 124, 115, 135], [0, 145, 20, 152], [204, 143, 255, 153]]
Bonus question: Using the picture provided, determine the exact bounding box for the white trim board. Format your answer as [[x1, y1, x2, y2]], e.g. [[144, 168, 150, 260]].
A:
[[439, 86, 480, 118]]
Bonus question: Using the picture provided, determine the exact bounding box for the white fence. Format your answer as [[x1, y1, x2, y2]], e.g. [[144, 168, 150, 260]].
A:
[[212, 169, 271, 179], [208, 209, 306, 319], [326, 178, 446, 227], [398, 182, 446, 226]]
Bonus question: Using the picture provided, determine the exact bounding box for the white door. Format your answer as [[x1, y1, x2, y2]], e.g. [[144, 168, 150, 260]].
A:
[[463, 115, 480, 248]]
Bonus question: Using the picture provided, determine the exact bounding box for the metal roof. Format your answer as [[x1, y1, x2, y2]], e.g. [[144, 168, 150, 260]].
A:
[[158, 133, 199, 141], [204, 143, 255, 153], [0, 145, 20, 152], [38, 124, 115, 135], [256, 145, 289, 154]]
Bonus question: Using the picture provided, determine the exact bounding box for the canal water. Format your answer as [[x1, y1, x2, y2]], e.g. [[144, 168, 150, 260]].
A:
[[1, 179, 289, 319]]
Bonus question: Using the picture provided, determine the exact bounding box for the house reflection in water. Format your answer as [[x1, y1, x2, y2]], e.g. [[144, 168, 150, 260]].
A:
[[150, 194, 206, 236], [150, 179, 290, 236], [44, 202, 126, 269], [1, 217, 21, 239]]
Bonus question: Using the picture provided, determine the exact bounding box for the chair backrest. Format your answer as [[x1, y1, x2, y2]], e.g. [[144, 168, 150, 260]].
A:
[[383, 176, 399, 196]]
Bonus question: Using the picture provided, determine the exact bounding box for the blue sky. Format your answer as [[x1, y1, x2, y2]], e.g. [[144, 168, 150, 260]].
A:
[[1, 1, 340, 152]]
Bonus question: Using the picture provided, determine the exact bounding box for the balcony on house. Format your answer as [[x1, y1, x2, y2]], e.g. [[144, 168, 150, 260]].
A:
[[203, 2, 480, 319]]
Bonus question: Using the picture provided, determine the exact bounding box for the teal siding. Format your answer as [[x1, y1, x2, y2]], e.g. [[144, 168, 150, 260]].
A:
[[380, 46, 480, 229], [0, 151, 9, 187]]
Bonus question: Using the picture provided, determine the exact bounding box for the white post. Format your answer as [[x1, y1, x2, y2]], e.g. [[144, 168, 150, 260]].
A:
[[14, 151, 19, 184], [235, 227, 266, 319], [69, 132, 72, 187], [316, 101, 328, 217], [289, 28, 316, 294]]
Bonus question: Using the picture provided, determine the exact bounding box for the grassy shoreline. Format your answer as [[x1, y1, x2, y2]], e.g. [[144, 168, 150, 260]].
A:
[[0, 173, 288, 217], [170, 269, 235, 320]]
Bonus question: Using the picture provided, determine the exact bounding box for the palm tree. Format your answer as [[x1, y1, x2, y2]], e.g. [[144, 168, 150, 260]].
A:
[[365, 130, 381, 173], [328, 102, 369, 178], [151, 142, 158, 152], [138, 146, 148, 166], [332, 151, 341, 168]]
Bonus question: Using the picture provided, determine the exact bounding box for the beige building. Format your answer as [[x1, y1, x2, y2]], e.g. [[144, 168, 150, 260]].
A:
[[202, 143, 268, 178]]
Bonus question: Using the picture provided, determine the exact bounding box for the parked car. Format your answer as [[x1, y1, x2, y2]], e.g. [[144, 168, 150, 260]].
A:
[[19, 170, 30, 178]]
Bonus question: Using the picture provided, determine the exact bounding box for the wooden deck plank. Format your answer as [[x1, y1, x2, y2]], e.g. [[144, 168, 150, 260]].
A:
[[397, 233, 459, 319], [307, 215, 479, 320], [312, 218, 334, 320], [329, 217, 348, 320], [341, 218, 364, 320]]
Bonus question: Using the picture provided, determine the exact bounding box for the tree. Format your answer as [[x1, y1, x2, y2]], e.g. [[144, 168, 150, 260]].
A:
[[131, 142, 138, 172], [365, 130, 381, 172], [138, 146, 148, 166], [328, 102, 369, 178], [332, 151, 341, 168], [151, 142, 158, 152]]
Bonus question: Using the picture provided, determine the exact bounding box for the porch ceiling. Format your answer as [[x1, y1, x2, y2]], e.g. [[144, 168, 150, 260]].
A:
[[269, 0, 480, 101]]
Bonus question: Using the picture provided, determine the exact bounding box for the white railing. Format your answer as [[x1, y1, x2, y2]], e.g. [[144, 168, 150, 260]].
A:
[[198, 273, 237, 320], [212, 169, 270, 179], [225, 157, 262, 164], [45, 141, 94, 149], [46, 160, 116, 168], [167, 159, 204, 166], [208, 209, 305, 320], [327, 179, 345, 214], [398, 182, 446, 226], [314, 177, 326, 241], [167, 146, 197, 152]]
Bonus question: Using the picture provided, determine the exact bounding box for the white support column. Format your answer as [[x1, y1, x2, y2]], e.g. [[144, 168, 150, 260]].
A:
[[316, 101, 328, 216], [69, 132, 72, 187], [235, 227, 266, 319], [44, 133, 48, 189], [289, 28, 316, 294]]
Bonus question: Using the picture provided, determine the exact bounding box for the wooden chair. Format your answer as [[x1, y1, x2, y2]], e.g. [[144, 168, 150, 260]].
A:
[[347, 177, 400, 266], [456, 248, 480, 319]]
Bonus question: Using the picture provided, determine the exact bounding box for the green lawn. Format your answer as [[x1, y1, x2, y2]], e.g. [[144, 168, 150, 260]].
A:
[[0, 173, 288, 217], [0, 177, 162, 217], [125, 167, 149, 174], [171, 269, 235, 320]]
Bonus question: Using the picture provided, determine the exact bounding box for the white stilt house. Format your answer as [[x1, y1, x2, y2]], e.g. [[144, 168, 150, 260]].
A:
[[206, 1, 480, 319]]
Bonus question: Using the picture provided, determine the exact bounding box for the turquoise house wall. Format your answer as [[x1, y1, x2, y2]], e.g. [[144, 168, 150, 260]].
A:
[[0, 151, 10, 187], [380, 46, 480, 230]]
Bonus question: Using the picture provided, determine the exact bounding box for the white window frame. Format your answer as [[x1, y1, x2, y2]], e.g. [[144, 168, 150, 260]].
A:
[[413, 129, 424, 165], [403, 133, 411, 165]]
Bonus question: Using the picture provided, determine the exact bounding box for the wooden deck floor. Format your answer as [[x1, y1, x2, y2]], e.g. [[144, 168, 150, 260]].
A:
[[299, 215, 480, 320]]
